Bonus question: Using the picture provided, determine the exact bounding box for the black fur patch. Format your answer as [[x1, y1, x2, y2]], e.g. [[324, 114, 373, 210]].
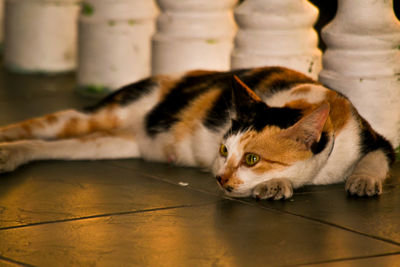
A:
[[237, 67, 285, 91], [146, 73, 220, 136], [203, 67, 317, 132], [146, 69, 248, 136], [239, 67, 318, 98], [225, 104, 303, 137], [83, 78, 157, 113], [311, 132, 329, 154], [202, 85, 233, 131], [359, 118, 395, 165]]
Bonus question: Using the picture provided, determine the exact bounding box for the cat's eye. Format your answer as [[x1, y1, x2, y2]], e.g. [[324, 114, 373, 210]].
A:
[[244, 153, 260, 166], [220, 144, 228, 157]]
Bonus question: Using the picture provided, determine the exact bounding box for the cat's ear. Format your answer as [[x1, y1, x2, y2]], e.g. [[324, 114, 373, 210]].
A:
[[231, 75, 265, 120], [281, 102, 330, 150]]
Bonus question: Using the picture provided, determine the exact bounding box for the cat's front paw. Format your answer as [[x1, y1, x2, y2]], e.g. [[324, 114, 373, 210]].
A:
[[345, 175, 382, 197], [252, 178, 293, 200]]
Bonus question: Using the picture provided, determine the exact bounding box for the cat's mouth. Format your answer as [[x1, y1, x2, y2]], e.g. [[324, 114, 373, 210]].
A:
[[218, 184, 252, 198], [215, 175, 253, 197]]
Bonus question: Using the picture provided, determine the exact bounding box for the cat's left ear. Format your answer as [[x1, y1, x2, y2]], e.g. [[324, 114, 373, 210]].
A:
[[281, 102, 330, 150], [231, 75, 265, 120]]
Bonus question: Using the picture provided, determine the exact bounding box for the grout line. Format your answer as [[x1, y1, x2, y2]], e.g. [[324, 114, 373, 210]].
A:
[[288, 251, 400, 266], [0, 255, 36, 267], [0, 204, 200, 231]]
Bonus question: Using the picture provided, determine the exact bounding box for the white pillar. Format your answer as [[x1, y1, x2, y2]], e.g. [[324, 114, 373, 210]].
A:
[[319, 0, 400, 148], [152, 0, 238, 75], [0, 0, 4, 46], [77, 0, 158, 95], [231, 0, 322, 79], [4, 0, 79, 73]]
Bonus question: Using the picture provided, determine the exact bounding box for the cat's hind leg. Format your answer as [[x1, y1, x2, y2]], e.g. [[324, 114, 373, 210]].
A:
[[0, 105, 125, 142], [345, 150, 391, 196], [0, 130, 139, 173]]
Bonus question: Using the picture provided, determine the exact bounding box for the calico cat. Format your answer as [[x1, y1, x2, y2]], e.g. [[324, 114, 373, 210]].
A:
[[0, 67, 395, 200]]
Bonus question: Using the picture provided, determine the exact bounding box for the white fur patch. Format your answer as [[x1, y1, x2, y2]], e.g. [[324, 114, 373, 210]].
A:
[[312, 117, 361, 185], [263, 84, 328, 107]]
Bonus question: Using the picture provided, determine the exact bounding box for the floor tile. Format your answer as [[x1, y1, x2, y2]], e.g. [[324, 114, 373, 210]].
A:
[[306, 253, 400, 267], [108, 159, 222, 196], [0, 161, 220, 229], [248, 164, 400, 245], [1, 201, 399, 267], [0, 257, 27, 267]]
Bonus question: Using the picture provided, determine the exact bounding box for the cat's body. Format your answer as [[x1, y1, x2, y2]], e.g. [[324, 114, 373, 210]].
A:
[[0, 67, 395, 199]]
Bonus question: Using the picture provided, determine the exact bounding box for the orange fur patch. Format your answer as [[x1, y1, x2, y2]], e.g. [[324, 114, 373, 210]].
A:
[[58, 106, 121, 138], [249, 67, 317, 94], [58, 117, 87, 138], [284, 100, 334, 133], [290, 86, 312, 95], [21, 123, 33, 137], [186, 70, 218, 77], [45, 114, 58, 124], [1, 116, 48, 141], [225, 176, 244, 188], [287, 90, 351, 134], [324, 91, 351, 133], [220, 155, 244, 188], [158, 75, 180, 101], [240, 128, 313, 175], [172, 88, 222, 142], [89, 106, 121, 132], [18, 118, 45, 139]]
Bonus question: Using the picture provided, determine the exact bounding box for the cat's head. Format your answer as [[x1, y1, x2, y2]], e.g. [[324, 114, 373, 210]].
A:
[[212, 76, 332, 197]]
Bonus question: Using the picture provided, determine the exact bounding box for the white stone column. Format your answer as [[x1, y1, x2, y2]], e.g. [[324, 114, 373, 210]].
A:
[[152, 0, 238, 75], [231, 0, 322, 79], [4, 0, 79, 73], [319, 0, 400, 148], [0, 0, 4, 46], [77, 0, 158, 95]]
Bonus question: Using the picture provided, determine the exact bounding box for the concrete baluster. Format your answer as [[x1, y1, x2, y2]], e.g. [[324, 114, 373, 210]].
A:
[[319, 0, 400, 148], [0, 0, 4, 47], [152, 0, 238, 75], [78, 0, 158, 95], [231, 0, 322, 79], [4, 0, 79, 73]]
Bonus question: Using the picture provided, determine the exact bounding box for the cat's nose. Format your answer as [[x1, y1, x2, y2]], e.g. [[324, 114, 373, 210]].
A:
[[216, 176, 234, 192]]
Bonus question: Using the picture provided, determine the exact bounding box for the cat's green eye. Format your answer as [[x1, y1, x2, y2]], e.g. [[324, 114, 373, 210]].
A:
[[220, 144, 228, 157], [245, 153, 260, 166]]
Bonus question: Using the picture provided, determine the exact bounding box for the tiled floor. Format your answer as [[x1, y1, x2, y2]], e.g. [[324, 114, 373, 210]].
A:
[[0, 67, 399, 267]]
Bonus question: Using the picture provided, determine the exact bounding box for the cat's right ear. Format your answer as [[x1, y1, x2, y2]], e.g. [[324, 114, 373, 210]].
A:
[[280, 102, 330, 150], [231, 75, 265, 121]]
